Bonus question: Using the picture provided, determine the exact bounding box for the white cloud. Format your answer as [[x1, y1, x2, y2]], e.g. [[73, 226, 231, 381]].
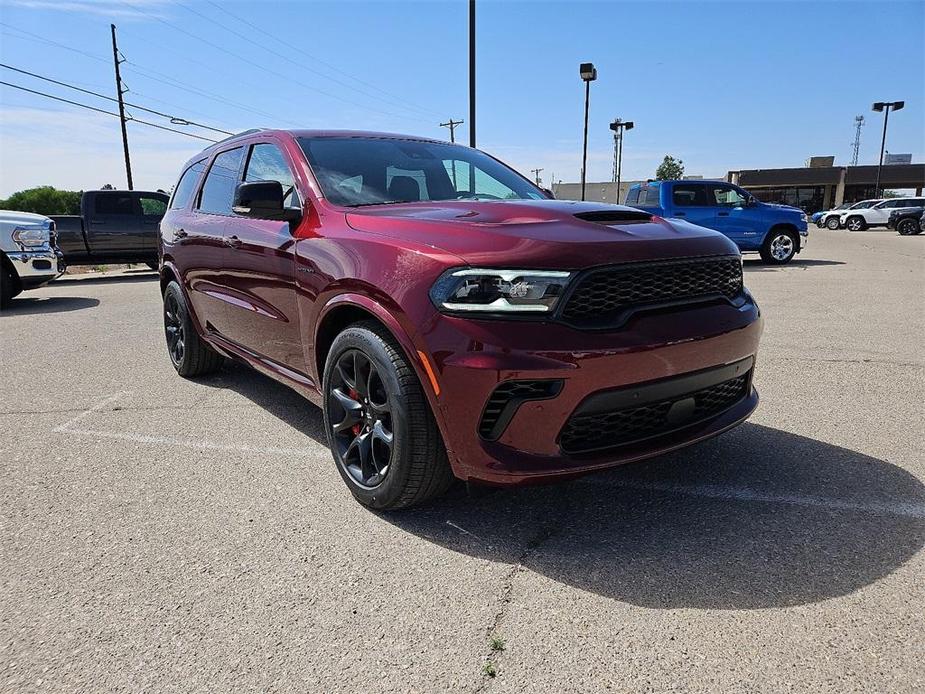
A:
[[4, 0, 171, 19], [0, 106, 205, 196]]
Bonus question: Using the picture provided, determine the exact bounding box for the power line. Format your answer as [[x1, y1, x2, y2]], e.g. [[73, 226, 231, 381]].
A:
[[0, 81, 218, 142], [0, 63, 233, 136], [0, 24, 294, 126], [202, 0, 444, 118], [119, 0, 432, 124]]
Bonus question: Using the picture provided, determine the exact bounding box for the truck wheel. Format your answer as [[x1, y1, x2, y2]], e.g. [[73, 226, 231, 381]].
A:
[[759, 229, 798, 264], [845, 216, 866, 231], [897, 218, 919, 236], [322, 321, 454, 510], [1, 265, 22, 309], [825, 216, 841, 230], [162, 281, 223, 377]]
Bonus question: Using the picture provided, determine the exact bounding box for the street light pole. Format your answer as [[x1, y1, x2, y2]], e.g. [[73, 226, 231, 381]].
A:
[[609, 118, 634, 204], [579, 63, 597, 201], [872, 100, 904, 197], [468, 0, 476, 149]]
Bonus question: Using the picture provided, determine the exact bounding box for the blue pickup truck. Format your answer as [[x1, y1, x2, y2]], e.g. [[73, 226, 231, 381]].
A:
[[626, 180, 809, 264]]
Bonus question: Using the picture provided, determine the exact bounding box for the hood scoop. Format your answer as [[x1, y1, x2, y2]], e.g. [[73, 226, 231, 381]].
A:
[[574, 210, 653, 225]]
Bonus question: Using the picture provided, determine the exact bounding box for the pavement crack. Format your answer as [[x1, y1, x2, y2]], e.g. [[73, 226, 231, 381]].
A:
[[475, 525, 558, 692]]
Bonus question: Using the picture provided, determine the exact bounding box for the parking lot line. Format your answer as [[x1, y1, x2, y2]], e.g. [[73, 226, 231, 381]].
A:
[[52, 391, 318, 457]]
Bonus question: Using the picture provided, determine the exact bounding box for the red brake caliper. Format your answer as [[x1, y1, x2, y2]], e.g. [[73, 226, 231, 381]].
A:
[[349, 388, 362, 435]]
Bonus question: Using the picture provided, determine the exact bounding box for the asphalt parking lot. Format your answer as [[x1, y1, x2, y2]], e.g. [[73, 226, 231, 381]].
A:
[[1, 229, 923, 693]]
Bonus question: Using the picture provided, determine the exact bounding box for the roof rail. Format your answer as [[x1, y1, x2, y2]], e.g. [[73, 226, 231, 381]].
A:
[[211, 128, 266, 146]]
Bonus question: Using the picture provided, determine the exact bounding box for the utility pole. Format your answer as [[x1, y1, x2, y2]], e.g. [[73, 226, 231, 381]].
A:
[[530, 168, 544, 186], [110, 23, 133, 190], [850, 115, 864, 167], [468, 0, 476, 149], [439, 118, 464, 143], [440, 119, 464, 188], [609, 118, 634, 203]]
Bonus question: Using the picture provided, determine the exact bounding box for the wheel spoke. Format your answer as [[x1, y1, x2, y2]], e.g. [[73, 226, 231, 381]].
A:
[[353, 351, 370, 397], [331, 388, 363, 432]]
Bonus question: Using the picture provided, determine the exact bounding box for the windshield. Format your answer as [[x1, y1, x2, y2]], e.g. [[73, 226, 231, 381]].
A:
[[851, 200, 876, 209], [298, 137, 548, 207]]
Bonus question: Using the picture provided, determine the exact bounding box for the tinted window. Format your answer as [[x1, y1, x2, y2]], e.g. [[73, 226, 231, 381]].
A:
[[198, 147, 245, 215], [139, 195, 167, 216], [244, 143, 299, 207], [94, 193, 134, 215], [672, 184, 708, 207], [170, 160, 206, 210], [298, 137, 545, 206], [624, 187, 640, 205], [644, 184, 661, 206]]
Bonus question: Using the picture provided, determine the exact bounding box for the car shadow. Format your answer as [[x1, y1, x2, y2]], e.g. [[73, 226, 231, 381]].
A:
[[743, 258, 846, 272], [2, 296, 101, 315], [200, 363, 924, 610]]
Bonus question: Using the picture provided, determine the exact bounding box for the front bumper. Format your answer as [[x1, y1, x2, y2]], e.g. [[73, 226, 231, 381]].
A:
[[424, 296, 763, 484], [7, 248, 65, 288]]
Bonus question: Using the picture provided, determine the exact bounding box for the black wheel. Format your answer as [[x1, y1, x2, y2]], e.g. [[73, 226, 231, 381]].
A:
[[146, 262, 159, 271], [845, 216, 866, 232], [759, 229, 798, 264], [1, 265, 21, 309], [162, 281, 223, 377], [897, 218, 919, 236], [825, 216, 841, 230], [322, 321, 453, 510]]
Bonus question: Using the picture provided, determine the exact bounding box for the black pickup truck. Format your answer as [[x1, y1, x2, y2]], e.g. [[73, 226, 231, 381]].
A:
[[51, 190, 169, 267]]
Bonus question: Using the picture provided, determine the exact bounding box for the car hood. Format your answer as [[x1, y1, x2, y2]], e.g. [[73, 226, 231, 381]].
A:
[[0, 210, 53, 226], [344, 199, 739, 268]]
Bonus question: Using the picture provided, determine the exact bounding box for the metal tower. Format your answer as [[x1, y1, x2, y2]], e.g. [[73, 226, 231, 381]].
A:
[[850, 115, 865, 167]]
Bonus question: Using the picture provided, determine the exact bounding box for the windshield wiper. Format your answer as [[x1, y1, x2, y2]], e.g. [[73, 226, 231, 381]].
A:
[[350, 199, 417, 208]]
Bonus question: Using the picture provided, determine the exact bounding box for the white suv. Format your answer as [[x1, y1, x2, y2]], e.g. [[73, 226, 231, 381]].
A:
[[820, 199, 882, 230], [840, 197, 925, 231]]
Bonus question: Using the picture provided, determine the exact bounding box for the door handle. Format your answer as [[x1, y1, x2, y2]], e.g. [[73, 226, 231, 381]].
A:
[[174, 228, 188, 239], [674, 212, 686, 217], [92, 219, 106, 225], [718, 212, 730, 217], [225, 235, 243, 248]]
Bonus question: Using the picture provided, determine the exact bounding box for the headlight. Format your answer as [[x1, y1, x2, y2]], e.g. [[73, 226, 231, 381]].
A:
[[430, 268, 573, 313], [800, 213, 807, 223], [11, 224, 50, 248]]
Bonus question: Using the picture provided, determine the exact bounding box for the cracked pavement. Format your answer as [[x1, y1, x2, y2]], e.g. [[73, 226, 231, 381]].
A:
[[1, 230, 923, 693]]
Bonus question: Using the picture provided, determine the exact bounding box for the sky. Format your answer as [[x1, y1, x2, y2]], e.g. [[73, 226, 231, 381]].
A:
[[0, 0, 923, 197]]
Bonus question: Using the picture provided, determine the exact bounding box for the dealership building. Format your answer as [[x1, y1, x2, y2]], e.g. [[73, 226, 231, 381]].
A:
[[553, 163, 924, 214], [728, 163, 925, 212]]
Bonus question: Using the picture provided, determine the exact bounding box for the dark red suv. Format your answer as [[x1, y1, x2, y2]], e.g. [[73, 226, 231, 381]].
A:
[[159, 129, 762, 509]]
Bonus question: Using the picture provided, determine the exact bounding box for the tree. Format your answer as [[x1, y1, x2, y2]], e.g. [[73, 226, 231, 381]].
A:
[[0, 186, 82, 215], [655, 155, 685, 180]]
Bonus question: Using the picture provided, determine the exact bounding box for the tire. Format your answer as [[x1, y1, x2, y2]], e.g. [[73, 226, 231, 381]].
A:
[[322, 321, 453, 510], [759, 229, 798, 264], [162, 280, 224, 377], [845, 216, 866, 232], [146, 262, 159, 271], [825, 216, 841, 230], [1, 265, 21, 309], [897, 218, 919, 236]]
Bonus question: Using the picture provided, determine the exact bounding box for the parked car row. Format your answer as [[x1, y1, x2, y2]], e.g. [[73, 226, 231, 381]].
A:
[[815, 197, 925, 232]]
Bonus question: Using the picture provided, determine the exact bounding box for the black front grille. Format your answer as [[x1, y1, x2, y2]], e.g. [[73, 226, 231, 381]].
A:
[[561, 256, 743, 328], [559, 373, 749, 454], [479, 380, 563, 440]]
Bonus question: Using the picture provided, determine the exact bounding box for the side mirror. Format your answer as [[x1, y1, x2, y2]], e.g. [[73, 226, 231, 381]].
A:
[[744, 195, 757, 207], [233, 181, 301, 222]]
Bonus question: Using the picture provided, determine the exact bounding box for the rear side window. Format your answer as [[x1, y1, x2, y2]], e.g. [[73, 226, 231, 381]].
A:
[[672, 184, 708, 207], [244, 143, 299, 207], [170, 160, 206, 210], [198, 147, 245, 215], [139, 195, 167, 216], [644, 184, 661, 206], [94, 193, 134, 215], [624, 187, 640, 205]]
